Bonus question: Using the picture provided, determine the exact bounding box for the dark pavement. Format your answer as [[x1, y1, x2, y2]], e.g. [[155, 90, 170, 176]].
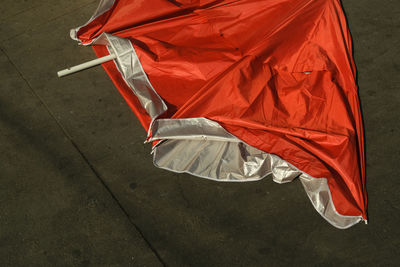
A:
[[0, 0, 399, 266]]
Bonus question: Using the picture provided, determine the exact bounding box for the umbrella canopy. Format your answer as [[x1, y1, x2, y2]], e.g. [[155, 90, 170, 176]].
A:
[[70, 0, 367, 228]]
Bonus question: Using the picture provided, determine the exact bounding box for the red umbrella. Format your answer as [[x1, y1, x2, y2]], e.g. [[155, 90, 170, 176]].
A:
[[61, 0, 367, 228]]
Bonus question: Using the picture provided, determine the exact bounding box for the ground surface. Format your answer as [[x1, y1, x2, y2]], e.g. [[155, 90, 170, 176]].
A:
[[0, 0, 399, 266]]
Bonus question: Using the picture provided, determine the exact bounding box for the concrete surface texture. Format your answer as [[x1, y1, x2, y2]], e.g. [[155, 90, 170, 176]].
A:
[[0, 0, 399, 266]]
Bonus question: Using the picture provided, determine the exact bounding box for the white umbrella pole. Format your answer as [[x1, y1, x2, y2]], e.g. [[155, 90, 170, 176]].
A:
[[57, 53, 117, 77]]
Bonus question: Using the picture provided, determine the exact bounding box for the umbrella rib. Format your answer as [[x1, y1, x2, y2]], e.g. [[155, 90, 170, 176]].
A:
[[57, 53, 117, 77]]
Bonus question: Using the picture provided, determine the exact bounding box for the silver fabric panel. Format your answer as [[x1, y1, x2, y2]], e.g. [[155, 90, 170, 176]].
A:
[[299, 174, 363, 229], [151, 118, 301, 182], [154, 139, 297, 181], [149, 118, 239, 142], [152, 117, 364, 228], [70, 0, 116, 42], [94, 34, 168, 119]]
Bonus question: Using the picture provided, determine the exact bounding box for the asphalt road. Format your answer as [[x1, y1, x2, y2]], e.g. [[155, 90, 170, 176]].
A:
[[0, 0, 399, 266]]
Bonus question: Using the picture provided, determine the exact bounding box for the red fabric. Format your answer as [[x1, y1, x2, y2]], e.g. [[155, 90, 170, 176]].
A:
[[78, 0, 366, 218]]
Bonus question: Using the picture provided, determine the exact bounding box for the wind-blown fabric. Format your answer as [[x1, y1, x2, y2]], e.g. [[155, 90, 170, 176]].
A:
[[71, 0, 367, 228]]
